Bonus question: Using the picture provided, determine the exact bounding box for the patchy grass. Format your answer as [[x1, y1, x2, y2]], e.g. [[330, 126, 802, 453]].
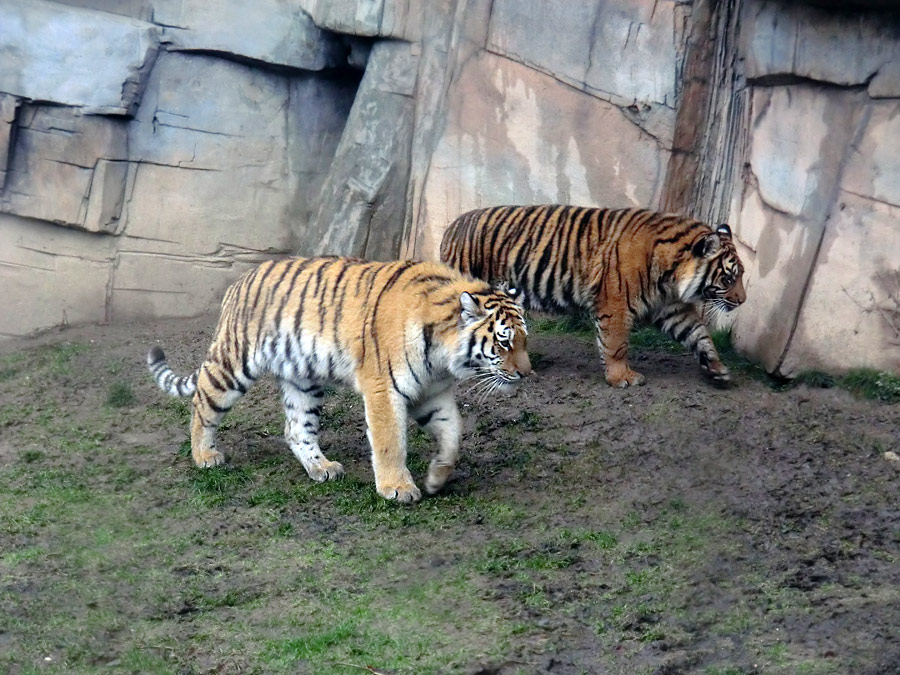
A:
[[0, 319, 897, 674], [529, 311, 594, 337], [39, 341, 92, 375], [189, 465, 255, 506], [630, 325, 685, 354], [105, 381, 137, 408], [537, 314, 899, 404], [838, 368, 900, 403]]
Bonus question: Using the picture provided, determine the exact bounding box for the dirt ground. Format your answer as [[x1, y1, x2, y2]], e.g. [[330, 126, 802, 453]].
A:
[[1, 314, 898, 674]]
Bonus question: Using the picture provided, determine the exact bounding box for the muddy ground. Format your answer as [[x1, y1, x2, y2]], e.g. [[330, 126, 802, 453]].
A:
[[0, 315, 898, 675]]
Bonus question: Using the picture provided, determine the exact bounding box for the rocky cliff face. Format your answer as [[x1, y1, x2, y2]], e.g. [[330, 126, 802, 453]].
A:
[[1, 0, 898, 376]]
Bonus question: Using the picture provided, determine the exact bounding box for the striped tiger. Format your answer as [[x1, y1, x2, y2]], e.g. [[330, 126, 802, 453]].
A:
[[147, 256, 531, 503], [440, 205, 745, 388]]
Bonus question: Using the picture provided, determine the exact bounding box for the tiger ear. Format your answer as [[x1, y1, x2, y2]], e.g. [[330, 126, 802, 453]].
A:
[[492, 280, 523, 302], [716, 223, 733, 239], [460, 292, 485, 325], [692, 232, 722, 258]]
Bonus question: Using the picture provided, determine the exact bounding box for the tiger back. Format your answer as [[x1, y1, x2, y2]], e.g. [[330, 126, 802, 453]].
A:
[[147, 256, 531, 503], [440, 205, 745, 388]]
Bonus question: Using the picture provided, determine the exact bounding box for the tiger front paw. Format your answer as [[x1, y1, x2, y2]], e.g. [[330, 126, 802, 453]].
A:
[[193, 448, 225, 468], [425, 459, 455, 495], [306, 459, 345, 482], [377, 474, 422, 504], [701, 360, 732, 387], [605, 368, 646, 388]]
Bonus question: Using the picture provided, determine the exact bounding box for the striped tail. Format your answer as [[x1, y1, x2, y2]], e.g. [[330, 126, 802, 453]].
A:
[[146, 345, 199, 397]]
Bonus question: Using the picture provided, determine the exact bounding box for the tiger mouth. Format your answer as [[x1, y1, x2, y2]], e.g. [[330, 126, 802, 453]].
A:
[[464, 368, 521, 401]]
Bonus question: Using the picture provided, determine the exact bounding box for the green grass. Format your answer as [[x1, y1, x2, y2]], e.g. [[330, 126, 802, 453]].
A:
[[529, 311, 594, 337], [0, 352, 25, 381], [838, 368, 900, 403], [264, 620, 357, 662], [189, 465, 254, 506], [36, 341, 91, 375], [105, 381, 137, 408], [630, 325, 685, 353], [476, 539, 577, 574]]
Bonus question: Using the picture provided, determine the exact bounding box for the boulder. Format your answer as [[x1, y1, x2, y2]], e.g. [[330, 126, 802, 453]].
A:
[[0, 94, 18, 189], [0, 213, 113, 337], [0, 106, 128, 232], [743, 0, 900, 87], [0, 0, 159, 114], [731, 83, 900, 375], [308, 40, 418, 261], [298, 0, 423, 41], [155, 0, 345, 70]]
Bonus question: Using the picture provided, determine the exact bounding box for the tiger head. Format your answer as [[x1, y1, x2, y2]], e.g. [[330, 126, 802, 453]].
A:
[[678, 224, 746, 312], [451, 288, 531, 394]]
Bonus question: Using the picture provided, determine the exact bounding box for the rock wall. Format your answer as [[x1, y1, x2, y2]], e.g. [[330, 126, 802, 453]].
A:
[[1, 0, 898, 376], [675, 0, 900, 375]]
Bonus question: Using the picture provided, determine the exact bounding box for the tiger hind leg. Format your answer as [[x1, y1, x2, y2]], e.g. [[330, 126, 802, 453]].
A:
[[279, 379, 344, 482], [411, 386, 462, 495], [653, 303, 730, 386], [190, 362, 247, 468]]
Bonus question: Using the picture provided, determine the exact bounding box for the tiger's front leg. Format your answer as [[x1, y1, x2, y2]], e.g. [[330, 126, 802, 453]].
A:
[[410, 385, 462, 495], [653, 303, 730, 386], [593, 304, 645, 388], [362, 386, 421, 503]]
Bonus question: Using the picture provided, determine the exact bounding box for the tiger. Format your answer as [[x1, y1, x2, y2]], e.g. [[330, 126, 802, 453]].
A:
[[440, 205, 746, 388], [146, 256, 531, 504]]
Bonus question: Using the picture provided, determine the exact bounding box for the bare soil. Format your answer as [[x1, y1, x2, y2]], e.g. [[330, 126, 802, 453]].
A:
[[0, 315, 898, 674]]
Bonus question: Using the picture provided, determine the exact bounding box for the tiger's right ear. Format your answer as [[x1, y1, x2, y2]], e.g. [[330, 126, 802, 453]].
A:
[[460, 292, 485, 326], [492, 280, 523, 303], [692, 232, 722, 258]]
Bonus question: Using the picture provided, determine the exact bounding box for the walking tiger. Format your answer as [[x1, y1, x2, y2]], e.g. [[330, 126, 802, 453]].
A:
[[147, 256, 531, 503], [440, 205, 745, 388]]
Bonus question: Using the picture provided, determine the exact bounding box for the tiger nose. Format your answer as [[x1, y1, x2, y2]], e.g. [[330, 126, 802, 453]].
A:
[[515, 353, 532, 378], [729, 277, 747, 304]]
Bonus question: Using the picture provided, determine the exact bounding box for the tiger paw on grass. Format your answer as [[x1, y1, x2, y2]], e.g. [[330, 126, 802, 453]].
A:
[[147, 256, 531, 503], [441, 205, 746, 388]]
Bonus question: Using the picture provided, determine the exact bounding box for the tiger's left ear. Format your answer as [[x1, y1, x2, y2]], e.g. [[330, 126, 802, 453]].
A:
[[716, 223, 733, 239], [460, 292, 485, 326]]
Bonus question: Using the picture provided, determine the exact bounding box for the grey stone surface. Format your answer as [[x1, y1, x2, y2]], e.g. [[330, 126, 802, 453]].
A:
[[121, 51, 298, 254], [0, 94, 18, 189], [288, 73, 361, 241], [412, 48, 667, 261], [0, 0, 159, 114], [308, 41, 418, 261], [731, 84, 871, 373], [487, 0, 683, 144], [743, 0, 900, 86], [869, 60, 900, 99], [0, 106, 128, 231], [299, 0, 422, 40], [0, 213, 114, 338], [50, 0, 155, 20], [156, 0, 345, 70]]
